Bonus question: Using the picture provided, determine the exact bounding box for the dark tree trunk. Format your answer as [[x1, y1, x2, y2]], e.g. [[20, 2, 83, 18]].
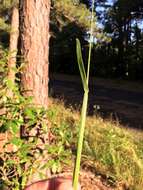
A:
[[117, 25, 125, 78], [135, 23, 140, 59], [19, 0, 50, 108]]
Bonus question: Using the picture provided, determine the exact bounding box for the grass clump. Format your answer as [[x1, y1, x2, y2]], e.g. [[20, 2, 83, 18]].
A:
[[48, 99, 143, 190], [84, 118, 143, 189]]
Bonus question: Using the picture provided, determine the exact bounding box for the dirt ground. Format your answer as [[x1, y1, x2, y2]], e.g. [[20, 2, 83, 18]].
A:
[[51, 73, 143, 129]]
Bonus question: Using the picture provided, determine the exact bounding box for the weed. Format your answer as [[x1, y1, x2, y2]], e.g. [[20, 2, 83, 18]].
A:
[[0, 51, 73, 190]]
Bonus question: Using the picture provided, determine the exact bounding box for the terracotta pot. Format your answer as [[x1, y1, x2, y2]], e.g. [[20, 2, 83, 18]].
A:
[[24, 176, 81, 190]]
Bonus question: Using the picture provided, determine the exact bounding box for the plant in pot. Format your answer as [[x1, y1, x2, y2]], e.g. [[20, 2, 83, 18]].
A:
[[24, 0, 95, 189]]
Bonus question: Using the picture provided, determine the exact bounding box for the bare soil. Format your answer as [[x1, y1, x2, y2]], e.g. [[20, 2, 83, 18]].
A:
[[51, 73, 143, 129]]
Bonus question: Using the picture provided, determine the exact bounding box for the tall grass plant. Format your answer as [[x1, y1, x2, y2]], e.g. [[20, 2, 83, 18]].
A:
[[72, 0, 95, 189]]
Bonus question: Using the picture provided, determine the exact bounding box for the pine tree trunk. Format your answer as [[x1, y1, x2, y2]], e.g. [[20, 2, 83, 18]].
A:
[[20, 0, 50, 108], [8, 6, 19, 85]]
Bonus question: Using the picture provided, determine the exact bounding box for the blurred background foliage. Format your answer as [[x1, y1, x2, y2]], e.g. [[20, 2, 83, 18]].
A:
[[1, 0, 143, 80]]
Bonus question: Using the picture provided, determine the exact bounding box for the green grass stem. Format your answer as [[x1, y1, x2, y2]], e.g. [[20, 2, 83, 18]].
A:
[[73, 0, 95, 189], [73, 91, 88, 190]]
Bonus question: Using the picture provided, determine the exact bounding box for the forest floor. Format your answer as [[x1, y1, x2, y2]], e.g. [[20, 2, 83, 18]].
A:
[[50, 73, 143, 129]]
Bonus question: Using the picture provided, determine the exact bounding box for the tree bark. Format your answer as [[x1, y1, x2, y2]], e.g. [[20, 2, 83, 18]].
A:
[[7, 6, 19, 85], [20, 0, 50, 108]]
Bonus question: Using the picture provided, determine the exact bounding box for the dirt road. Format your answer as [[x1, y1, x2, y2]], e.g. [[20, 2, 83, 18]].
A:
[[51, 74, 143, 128]]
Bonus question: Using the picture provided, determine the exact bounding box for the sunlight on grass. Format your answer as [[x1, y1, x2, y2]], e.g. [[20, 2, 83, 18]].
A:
[[48, 99, 143, 190], [84, 118, 143, 188]]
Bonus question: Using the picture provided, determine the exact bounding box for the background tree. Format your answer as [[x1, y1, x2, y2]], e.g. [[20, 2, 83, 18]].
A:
[[19, 0, 50, 107], [1, 0, 143, 81], [0, 0, 12, 48], [7, 1, 19, 87], [49, 0, 105, 74], [88, 0, 143, 79], [0, 0, 19, 98]]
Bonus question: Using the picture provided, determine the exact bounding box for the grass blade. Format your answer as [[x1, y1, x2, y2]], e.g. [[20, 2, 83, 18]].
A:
[[76, 38, 88, 91]]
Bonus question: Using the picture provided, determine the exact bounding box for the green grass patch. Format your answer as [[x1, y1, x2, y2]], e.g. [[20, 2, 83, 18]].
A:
[[48, 99, 143, 190]]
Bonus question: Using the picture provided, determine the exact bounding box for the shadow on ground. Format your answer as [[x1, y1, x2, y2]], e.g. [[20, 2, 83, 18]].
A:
[[50, 74, 143, 129]]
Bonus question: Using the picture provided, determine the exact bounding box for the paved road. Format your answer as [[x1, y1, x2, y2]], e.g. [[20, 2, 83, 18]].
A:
[[50, 74, 143, 128]]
